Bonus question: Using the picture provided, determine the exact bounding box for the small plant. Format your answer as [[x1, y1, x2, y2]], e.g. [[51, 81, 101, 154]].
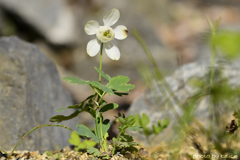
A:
[[48, 8, 141, 158], [0, 8, 142, 159], [135, 113, 169, 146]]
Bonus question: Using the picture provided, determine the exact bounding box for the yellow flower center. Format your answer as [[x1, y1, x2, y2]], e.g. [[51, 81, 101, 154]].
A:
[[96, 26, 115, 43], [103, 30, 113, 38]]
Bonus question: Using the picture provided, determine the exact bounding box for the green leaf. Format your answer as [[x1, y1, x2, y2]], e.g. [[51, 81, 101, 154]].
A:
[[55, 108, 68, 112], [95, 119, 110, 139], [215, 30, 240, 59], [152, 124, 163, 134], [55, 95, 95, 112], [162, 119, 169, 128], [113, 91, 129, 97], [128, 126, 142, 131], [83, 140, 96, 147], [50, 110, 82, 123], [94, 67, 111, 81], [118, 142, 130, 148], [77, 143, 87, 150], [143, 127, 152, 136], [117, 117, 125, 124], [45, 151, 53, 156], [109, 76, 135, 92], [55, 104, 81, 112], [99, 103, 118, 113], [141, 113, 150, 127], [90, 81, 114, 95], [68, 131, 81, 146], [62, 77, 90, 85], [87, 147, 101, 157], [76, 124, 99, 143], [120, 133, 134, 142]]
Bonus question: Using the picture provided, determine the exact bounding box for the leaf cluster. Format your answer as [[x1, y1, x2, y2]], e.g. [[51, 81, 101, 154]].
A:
[[49, 67, 137, 158], [112, 113, 141, 155], [135, 113, 169, 146]]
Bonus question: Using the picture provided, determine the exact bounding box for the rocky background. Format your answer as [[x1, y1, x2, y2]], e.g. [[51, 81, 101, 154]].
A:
[[0, 0, 240, 151]]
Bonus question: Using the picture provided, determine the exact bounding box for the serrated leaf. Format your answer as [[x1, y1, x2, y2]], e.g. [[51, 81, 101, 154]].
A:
[[125, 115, 137, 126], [109, 76, 135, 92], [87, 147, 101, 157], [90, 81, 114, 95], [94, 67, 111, 81], [50, 110, 82, 123], [99, 103, 118, 113], [68, 131, 81, 146], [120, 133, 134, 142], [118, 142, 130, 147], [62, 77, 90, 85], [76, 124, 99, 143]]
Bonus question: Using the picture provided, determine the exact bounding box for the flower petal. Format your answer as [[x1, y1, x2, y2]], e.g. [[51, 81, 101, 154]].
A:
[[114, 25, 128, 40], [103, 9, 120, 27], [105, 42, 120, 60], [85, 20, 99, 35], [87, 39, 101, 57]]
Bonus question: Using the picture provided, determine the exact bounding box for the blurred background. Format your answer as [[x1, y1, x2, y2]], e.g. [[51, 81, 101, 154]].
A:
[[0, 0, 240, 123]]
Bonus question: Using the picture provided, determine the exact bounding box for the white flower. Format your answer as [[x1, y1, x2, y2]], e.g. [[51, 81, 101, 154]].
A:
[[84, 8, 128, 60]]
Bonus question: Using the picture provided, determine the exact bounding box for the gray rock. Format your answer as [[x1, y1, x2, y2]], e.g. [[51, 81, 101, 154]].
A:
[[0, 0, 79, 45], [0, 36, 79, 152], [127, 60, 240, 145]]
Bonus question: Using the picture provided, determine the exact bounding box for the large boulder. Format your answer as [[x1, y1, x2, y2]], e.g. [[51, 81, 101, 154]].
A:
[[0, 0, 78, 45], [127, 60, 240, 145], [0, 36, 79, 152]]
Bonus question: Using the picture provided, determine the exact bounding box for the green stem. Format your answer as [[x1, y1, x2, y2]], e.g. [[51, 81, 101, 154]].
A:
[[99, 92, 107, 152], [97, 43, 108, 152], [112, 127, 125, 155], [207, 18, 218, 138], [99, 43, 104, 83], [10, 124, 74, 155], [132, 29, 181, 120], [209, 30, 216, 85], [90, 85, 102, 98], [99, 113, 107, 152], [95, 112, 99, 138], [0, 149, 7, 155]]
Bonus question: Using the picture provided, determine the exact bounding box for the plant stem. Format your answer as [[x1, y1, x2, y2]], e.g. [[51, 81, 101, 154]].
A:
[[209, 28, 216, 85], [10, 124, 74, 155], [132, 29, 181, 119], [97, 43, 108, 152], [99, 43, 104, 83], [0, 149, 7, 154], [112, 127, 125, 154]]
